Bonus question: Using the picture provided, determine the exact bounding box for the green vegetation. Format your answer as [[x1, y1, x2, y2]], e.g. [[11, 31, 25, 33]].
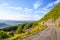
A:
[[1, 21, 46, 40], [15, 24, 25, 34], [0, 2, 60, 40], [2, 26, 18, 32], [39, 3, 60, 22], [0, 30, 9, 39]]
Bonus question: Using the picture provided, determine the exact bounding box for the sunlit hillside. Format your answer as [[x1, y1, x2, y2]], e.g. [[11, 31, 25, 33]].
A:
[[0, 1, 60, 40]]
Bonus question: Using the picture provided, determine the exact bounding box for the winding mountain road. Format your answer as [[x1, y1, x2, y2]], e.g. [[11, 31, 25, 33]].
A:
[[23, 26, 60, 40]]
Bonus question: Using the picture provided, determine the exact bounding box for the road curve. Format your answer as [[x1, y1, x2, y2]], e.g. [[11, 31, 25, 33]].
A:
[[23, 26, 60, 40]]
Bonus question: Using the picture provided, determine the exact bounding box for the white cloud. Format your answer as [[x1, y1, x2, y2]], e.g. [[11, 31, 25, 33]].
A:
[[0, 1, 42, 20], [41, 0, 60, 14], [0, 5, 2, 7], [15, 7, 23, 10], [46, 3, 53, 8], [7, 6, 14, 9], [0, 3, 23, 10], [43, 1, 58, 10], [54, 0, 60, 5], [24, 8, 33, 15], [35, 10, 44, 14], [0, 3, 40, 20], [57, 0, 60, 2], [0, 13, 40, 20], [33, 2, 40, 9], [5, 0, 59, 20], [1, 3, 8, 6], [44, 0, 60, 9], [33, 0, 59, 15], [33, 0, 42, 9], [0, 3, 8, 7], [8, 6, 23, 10], [0, 11, 27, 20], [0, 14, 26, 20]]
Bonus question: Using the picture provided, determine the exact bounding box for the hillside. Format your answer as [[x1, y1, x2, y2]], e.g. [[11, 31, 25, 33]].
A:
[[0, 3, 60, 40], [38, 3, 60, 27], [23, 3, 60, 40], [39, 3, 60, 22]]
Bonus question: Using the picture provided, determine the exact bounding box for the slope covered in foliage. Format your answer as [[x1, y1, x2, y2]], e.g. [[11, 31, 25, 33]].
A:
[[0, 2, 60, 40], [39, 3, 60, 22]]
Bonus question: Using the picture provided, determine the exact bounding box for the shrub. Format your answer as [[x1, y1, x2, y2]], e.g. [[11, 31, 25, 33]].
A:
[[8, 32, 14, 36], [0, 30, 9, 39], [15, 24, 25, 34]]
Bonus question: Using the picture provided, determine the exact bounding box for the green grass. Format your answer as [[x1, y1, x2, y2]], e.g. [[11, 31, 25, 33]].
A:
[[0, 2, 60, 40], [8, 25, 47, 40], [39, 3, 60, 22]]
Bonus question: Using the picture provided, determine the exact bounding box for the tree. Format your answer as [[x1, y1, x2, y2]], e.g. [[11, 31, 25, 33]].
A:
[[15, 24, 25, 34]]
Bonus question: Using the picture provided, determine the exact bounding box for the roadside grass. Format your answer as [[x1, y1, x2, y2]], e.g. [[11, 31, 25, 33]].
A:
[[8, 25, 47, 40]]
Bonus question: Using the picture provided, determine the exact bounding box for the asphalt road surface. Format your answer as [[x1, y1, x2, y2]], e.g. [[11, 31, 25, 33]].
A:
[[23, 26, 60, 40]]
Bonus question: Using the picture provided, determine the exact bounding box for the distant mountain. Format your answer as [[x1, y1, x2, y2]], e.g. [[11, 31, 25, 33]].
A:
[[0, 3, 60, 40], [0, 22, 9, 28], [0, 20, 35, 28]]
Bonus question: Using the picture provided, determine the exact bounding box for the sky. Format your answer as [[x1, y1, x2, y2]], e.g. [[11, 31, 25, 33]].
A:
[[0, 0, 60, 21]]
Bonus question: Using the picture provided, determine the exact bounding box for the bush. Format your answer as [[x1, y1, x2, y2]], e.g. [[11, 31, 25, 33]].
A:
[[0, 30, 9, 39], [9, 32, 14, 36], [23, 23, 32, 31], [15, 24, 25, 34]]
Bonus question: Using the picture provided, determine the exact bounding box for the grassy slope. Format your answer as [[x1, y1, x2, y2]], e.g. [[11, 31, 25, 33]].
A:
[[1, 2, 60, 40], [39, 3, 60, 22], [8, 22, 47, 40], [10, 3, 60, 40]]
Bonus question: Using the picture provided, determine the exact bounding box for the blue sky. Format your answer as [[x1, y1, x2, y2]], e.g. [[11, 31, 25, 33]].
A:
[[0, 0, 60, 20]]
